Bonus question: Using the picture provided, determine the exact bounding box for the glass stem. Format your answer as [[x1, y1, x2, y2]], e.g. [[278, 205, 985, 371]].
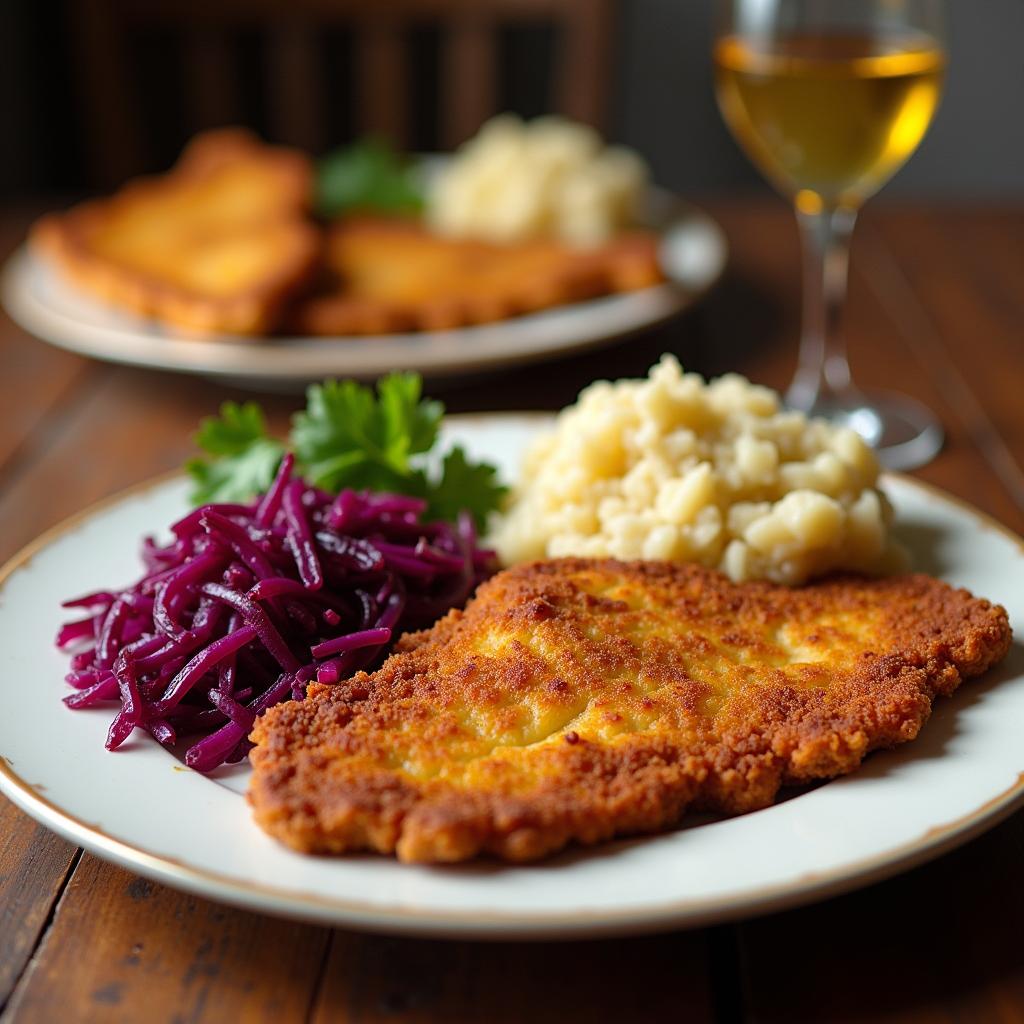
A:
[[785, 204, 859, 411]]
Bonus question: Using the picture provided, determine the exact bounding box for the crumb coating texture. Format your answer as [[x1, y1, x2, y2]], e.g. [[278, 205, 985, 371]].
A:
[[249, 559, 1011, 862]]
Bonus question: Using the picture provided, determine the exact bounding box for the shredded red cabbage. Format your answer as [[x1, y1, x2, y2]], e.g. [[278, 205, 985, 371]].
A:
[[57, 457, 496, 772]]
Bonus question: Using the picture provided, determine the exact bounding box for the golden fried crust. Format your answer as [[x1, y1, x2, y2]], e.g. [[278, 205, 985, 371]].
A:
[[248, 559, 1011, 863], [30, 129, 320, 336], [290, 217, 665, 335]]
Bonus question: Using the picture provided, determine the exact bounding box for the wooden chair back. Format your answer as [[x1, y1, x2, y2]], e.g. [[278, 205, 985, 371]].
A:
[[69, 0, 616, 187]]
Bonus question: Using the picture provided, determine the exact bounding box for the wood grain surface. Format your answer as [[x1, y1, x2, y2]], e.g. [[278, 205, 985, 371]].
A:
[[0, 198, 1021, 1023]]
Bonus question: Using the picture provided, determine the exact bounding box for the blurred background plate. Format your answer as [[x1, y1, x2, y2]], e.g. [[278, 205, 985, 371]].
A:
[[0, 195, 725, 389]]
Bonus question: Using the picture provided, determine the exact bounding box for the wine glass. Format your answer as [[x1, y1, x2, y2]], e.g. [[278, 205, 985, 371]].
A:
[[713, 0, 946, 469]]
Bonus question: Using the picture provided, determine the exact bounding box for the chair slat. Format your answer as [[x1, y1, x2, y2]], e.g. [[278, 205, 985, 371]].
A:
[[266, 22, 326, 152], [442, 19, 496, 149], [67, 0, 619, 184], [558, 0, 613, 130], [357, 21, 407, 145], [185, 29, 238, 131], [68, 0, 144, 186]]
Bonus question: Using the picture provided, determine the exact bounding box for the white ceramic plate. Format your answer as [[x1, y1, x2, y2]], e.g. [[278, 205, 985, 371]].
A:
[[1, 413, 1022, 939], [0, 198, 726, 387]]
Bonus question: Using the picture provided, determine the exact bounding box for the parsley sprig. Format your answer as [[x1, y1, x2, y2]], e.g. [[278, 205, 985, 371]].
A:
[[185, 374, 506, 528], [314, 139, 424, 219]]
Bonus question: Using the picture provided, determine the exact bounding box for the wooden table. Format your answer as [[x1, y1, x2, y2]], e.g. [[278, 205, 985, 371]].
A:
[[1, 198, 1022, 1023]]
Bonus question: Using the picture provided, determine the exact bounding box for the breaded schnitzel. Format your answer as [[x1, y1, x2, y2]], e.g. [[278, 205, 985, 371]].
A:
[[291, 217, 664, 335], [249, 559, 1010, 863], [31, 129, 319, 335]]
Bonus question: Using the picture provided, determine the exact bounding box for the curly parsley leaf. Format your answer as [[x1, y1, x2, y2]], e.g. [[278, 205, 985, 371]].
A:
[[427, 446, 507, 529], [186, 376, 506, 528], [291, 374, 443, 493], [379, 371, 444, 459], [314, 139, 424, 219], [186, 402, 285, 504]]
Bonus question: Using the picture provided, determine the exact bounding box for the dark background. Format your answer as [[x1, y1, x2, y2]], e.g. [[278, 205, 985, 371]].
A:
[[2, 0, 1022, 199]]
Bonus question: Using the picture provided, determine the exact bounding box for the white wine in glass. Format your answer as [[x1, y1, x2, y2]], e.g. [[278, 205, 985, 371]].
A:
[[714, 1, 946, 469]]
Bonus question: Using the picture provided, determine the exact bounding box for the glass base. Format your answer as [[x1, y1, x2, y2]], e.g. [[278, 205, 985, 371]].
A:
[[785, 387, 944, 471]]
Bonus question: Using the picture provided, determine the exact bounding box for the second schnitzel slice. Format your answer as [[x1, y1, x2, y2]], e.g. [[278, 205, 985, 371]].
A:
[[249, 559, 1010, 863], [291, 217, 664, 335]]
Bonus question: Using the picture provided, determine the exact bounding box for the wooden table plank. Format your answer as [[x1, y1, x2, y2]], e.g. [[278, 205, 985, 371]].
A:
[[310, 930, 715, 1023], [0, 802, 78, 1012], [0, 208, 93, 484], [0, 315, 91, 484], [2, 855, 331, 1024], [737, 810, 1024, 1024], [864, 207, 1024, 514]]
